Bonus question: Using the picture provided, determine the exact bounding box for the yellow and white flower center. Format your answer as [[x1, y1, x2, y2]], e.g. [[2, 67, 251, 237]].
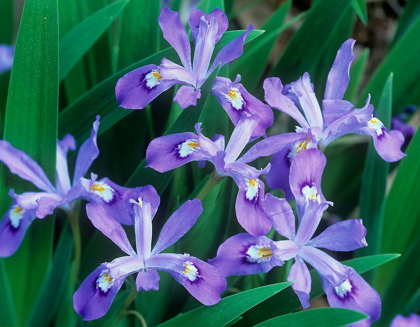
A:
[[246, 245, 273, 263], [334, 279, 352, 298], [96, 269, 115, 293], [144, 70, 162, 89], [302, 185, 321, 204], [177, 139, 200, 158], [245, 178, 259, 201], [9, 205, 25, 229], [367, 116, 384, 136], [181, 261, 200, 281], [288, 136, 310, 160], [225, 87, 245, 110], [90, 182, 114, 203]]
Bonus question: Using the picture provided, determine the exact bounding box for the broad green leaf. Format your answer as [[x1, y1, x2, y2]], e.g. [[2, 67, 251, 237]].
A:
[[351, 0, 367, 24], [0, 0, 59, 324], [157, 282, 293, 327], [391, 0, 420, 48], [255, 308, 368, 327], [26, 224, 73, 326], [358, 15, 420, 112], [270, 0, 352, 83], [0, 261, 17, 326], [357, 74, 392, 263], [198, 0, 224, 12], [0, 0, 13, 44], [345, 48, 370, 103], [60, 0, 129, 82]]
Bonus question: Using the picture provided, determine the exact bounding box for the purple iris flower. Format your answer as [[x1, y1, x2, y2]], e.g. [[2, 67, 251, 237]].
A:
[[0, 117, 132, 257], [210, 149, 381, 325], [391, 314, 420, 327], [263, 39, 406, 199], [115, 7, 253, 109], [211, 75, 274, 138], [146, 113, 303, 236], [0, 44, 14, 74], [73, 189, 227, 321]]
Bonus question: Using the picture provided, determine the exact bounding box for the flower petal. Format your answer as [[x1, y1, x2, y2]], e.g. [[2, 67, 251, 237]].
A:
[[14, 191, 65, 218], [56, 134, 76, 195], [160, 58, 196, 85], [123, 185, 160, 220], [0, 44, 14, 74], [173, 85, 201, 109], [294, 201, 329, 246], [189, 9, 228, 44], [262, 193, 295, 239], [151, 199, 202, 255], [391, 314, 420, 327], [133, 200, 153, 261], [322, 99, 354, 128], [288, 257, 311, 309], [266, 146, 294, 200], [136, 269, 160, 292], [272, 240, 299, 261]]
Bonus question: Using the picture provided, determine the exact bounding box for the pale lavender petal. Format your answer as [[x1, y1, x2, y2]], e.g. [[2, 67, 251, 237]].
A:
[[266, 146, 293, 200], [195, 123, 223, 156], [160, 58, 196, 85], [73, 116, 100, 186], [85, 203, 136, 256], [391, 314, 420, 327], [146, 253, 227, 305], [136, 269, 160, 292], [288, 257, 311, 309], [189, 9, 228, 43], [307, 219, 367, 251], [0, 202, 35, 257], [226, 161, 270, 180], [322, 268, 381, 327], [146, 132, 211, 173], [294, 201, 329, 245], [105, 256, 144, 277], [271, 240, 299, 261], [0, 140, 54, 192], [173, 85, 201, 109], [208, 25, 254, 77], [158, 7, 192, 70], [263, 77, 309, 129], [300, 246, 351, 286], [116, 64, 179, 109], [208, 233, 275, 276], [0, 44, 14, 74], [56, 134, 76, 195], [261, 193, 295, 239], [324, 39, 356, 100], [290, 73, 323, 128], [151, 199, 202, 255], [14, 191, 64, 214], [123, 185, 160, 220], [322, 99, 354, 128], [133, 201, 152, 261]]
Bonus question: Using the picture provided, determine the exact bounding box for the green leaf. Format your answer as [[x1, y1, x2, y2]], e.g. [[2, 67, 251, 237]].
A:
[[255, 308, 368, 327], [59, 0, 129, 82], [26, 224, 73, 326], [198, 0, 224, 12], [357, 74, 392, 263], [270, 0, 352, 83], [351, 0, 367, 24], [0, 0, 13, 44], [345, 48, 370, 103], [391, 0, 420, 48], [156, 282, 293, 327], [0, 261, 17, 326]]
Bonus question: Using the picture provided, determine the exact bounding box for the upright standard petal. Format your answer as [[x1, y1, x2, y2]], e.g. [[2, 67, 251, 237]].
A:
[[151, 199, 202, 255], [322, 99, 354, 128], [158, 7, 192, 70], [307, 219, 367, 251], [133, 201, 153, 261], [262, 193, 295, 240], [322, 268, 381, 327], [0, 140, 54, 192], [146, 253, 227, 305], [73, 116, 100, 185], [123, 185, 160, 220], [146, 132, 211, 172], [208, 233, 275, 276], [136, 269, 160, 292], [324, 39, 355, 100], [288, 257, 311, 309], [173, 85, 201, 109], [294, 201, 329, 246], [56, 134, 76, 195], [189, 9, 228, 44], [86, 203, 136, 256]]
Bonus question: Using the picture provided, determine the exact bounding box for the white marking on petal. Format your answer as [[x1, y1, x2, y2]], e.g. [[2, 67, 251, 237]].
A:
[[180, 261, 200, 281], [9, 205, 25, 229], [245, 178, 259, 201], [129, 196, 143, 208], [367, 115, 384, 136], [334, 279, 352, 298], [96, 269, 115, 293], [302, 185, 321, 204], [177, 139, 200, 158], [224, 87, 245, 110], [144, 69, 162, 89], [246, 245, 273, 263], [90, 182, 115, 203]]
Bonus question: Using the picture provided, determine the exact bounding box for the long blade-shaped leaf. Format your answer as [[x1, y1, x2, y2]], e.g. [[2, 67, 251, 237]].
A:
[[351, 0, 367, 24], [391, 0, 420, 47]]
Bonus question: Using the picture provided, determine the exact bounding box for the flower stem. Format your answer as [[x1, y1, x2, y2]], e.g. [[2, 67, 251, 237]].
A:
[[119, 286, 138, 320], [68, 204, 81, 281], [195, 171, 223, 201]]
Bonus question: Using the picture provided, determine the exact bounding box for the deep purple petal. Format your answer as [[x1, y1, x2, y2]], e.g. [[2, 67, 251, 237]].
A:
[[288, 257, 311, 309], [0, 140, 54, 192], [391, 314, 420, 327], [133, 200, 152, 261], [56, 134, 76, 195], [322, 99, 354, 128], [146, 132, 211, 173], [322, 268, 381, 327], [391, 117, 415, 145], [294, 201, 329, 245], [136, 269, 160, 292], [151, 199, 202, 255], [208, 233, 275, 276], [85, 203, 136, 256], [160, 58, 196, 85], [189, 9, 228, 44], [73, 116, 100, 186], [266, 146, 294, 200], [173, 85, 201, 109], [307, 219, 367, 251], [158, 7, 192, 70], [0, 44, 14, 74], [146, 253, 227, 305], [261, 193, 295, 239], [0, 202, 35, 257], [123, 185, 160, 220], [324, 39, 356, 100], [263, 77, 309, 129]]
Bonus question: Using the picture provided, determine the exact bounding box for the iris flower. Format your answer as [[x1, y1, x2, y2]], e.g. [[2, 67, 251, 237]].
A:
[[0, 117, 132, 257], [74, 187, 226, 320], [263, 39, 406, 199], [0, 44, 14, 75], [146, 113, 303, 236], [391, 314, 420, 327], [210, 149, 381, 326], [116, 7, 253, 109]]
